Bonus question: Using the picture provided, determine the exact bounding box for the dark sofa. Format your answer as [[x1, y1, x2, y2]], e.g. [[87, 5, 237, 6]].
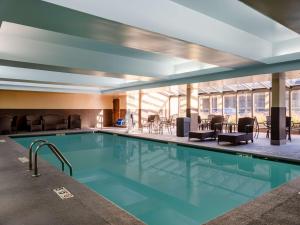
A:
[[42, 115, 68, 131], [26, 115, 43, 131], [189, 115, 223, 141], [0, 115, 13, 134], [69, 114, 81, 129], [218, 117, 254, 145]]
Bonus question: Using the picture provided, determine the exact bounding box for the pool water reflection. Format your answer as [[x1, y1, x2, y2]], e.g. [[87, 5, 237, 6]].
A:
[[14, 133, 300, 225]]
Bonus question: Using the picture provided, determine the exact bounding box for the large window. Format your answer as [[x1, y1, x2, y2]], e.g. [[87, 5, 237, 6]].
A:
[[211, 95, 222, 115], [169, 96, 187, 117], [291, 90, 300, 122], [238, 93, 252, 118], [126, 91, 139, 124], [223, 94, 237, 123], [141, 92, 169, 121], [253, 92, 270, 123], [169, 97, 179, 117], [179, 96, 187, 117], [199, 96, 210, 119]]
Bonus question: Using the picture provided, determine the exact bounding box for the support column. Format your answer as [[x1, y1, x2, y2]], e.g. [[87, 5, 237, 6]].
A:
[[186, 83, 198, 118], [289, 88, 292, 117], [138, 90, 142, 128], [271, 73, 286, 145], [186, 84, 191, 117]]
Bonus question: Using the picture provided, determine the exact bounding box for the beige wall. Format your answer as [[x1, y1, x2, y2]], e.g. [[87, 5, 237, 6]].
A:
[[0, 90, 113, 109], [118, 95, 127, 109]]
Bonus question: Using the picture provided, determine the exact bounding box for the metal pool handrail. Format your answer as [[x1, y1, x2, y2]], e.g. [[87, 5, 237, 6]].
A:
[[29, 139, 48, 170], [49, 143, 73, 176], [33, 142, 73, 177]]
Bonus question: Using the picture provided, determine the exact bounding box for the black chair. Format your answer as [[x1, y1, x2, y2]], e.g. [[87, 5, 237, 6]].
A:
[[286, 116, 292, 141], [69, 114, 81, 129], [11, 116, 18, 133], [26, 115, 43, 132], [198, 115, 209, 130], [218, 117, 254, 145], [264, 116, 271, 138], [253, 116, 259, 139], [265, 116, 292, 141], [0, 115, 13, 134], [143, 115, 157, 133], [189, 115, 223, 141]]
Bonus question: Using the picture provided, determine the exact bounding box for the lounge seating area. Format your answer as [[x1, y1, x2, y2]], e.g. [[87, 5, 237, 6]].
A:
[[130, 111, 294, 147], [0, 114, 82, 134], [218, 117, 254, 145], [189, 115, 223, 141], [43, 114, 68, 131], [141, 115, 174, 134]]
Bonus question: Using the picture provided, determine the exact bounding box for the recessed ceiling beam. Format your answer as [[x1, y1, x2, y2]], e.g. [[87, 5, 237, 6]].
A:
[[241, 0, 300, 34], [224, 85, 237, 92], [0, 81, 102, 94], [0, 59, 156, 82], [286, 80, 292, 88], [0, 0, 259, 68], [211, 86, 222, 93], [241, 83, 252, 91], [198, 87, 210, 94], [0, 77, 110, 88], [260, 81, 271, 89], [101, 59, 300, 93]]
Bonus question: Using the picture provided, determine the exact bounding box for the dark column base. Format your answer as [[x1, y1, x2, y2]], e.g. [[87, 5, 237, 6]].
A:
[[271, 139, 286, 145], [186, 108, 191, 118], [271, 107, 286, 145]]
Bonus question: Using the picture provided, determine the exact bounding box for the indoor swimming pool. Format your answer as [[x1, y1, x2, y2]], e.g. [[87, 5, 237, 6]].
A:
[[14, 132, 300, 225]]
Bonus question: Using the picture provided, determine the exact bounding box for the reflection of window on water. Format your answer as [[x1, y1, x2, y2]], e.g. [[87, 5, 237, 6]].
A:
[[96, 110, 103, 128]]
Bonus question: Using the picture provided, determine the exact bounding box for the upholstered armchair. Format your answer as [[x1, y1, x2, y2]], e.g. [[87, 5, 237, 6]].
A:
[[26, 115, 43, 132], [69, 114, 81, 129]]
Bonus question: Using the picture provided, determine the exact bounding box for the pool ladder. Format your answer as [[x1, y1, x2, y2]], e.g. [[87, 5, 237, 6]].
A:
[[29, 139, 73, 177]]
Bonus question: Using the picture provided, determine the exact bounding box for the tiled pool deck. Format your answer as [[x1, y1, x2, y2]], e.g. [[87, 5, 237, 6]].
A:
[[1, 128, 300, 225]]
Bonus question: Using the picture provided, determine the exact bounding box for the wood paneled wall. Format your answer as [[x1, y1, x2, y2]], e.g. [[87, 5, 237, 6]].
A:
[[0, 90, 112, 109], [0, 90, 115, 129]]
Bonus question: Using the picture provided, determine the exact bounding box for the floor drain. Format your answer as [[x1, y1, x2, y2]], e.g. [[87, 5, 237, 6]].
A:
[[53, 187, 74, 200], [18, 157, 29, 163]]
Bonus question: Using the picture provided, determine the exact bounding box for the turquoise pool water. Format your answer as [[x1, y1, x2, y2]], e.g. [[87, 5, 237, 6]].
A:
[[14, 133, 300, 225]]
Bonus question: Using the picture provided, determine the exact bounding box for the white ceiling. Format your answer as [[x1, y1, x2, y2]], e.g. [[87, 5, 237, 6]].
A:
[[1, 0, 300, 94]]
